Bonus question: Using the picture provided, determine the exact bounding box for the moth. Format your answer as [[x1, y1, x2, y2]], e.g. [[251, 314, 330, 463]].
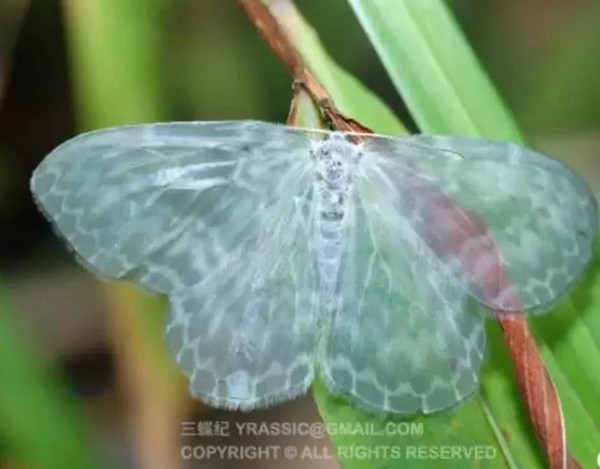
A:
[[30, 121, 597, 414]]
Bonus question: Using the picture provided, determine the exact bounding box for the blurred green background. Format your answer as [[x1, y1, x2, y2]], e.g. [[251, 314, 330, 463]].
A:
[[1, 1, 599, 468]]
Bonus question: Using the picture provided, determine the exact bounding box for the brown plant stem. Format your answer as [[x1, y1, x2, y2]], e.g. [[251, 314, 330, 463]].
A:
[[499, 315, 580, 469], [238, 1, 579, 468]]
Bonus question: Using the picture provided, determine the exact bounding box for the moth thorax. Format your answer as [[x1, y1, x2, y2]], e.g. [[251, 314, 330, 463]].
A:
[[315, 134, 358, 188]]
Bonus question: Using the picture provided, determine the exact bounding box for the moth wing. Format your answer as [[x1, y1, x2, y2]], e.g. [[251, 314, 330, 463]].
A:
[[320, 156, 486, 413], [31, 121, 322, 409]]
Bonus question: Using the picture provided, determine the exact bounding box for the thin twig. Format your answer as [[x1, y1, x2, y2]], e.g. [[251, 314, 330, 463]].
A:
[[237, 1, 579, 468], [238, 0, 370, 134]]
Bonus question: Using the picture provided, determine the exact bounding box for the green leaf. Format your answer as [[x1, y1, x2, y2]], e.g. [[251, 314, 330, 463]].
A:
[[63, 0, 165, 129], [346, 0, 522, 141], [313, 378, 510, 469], [0, 293, 98, 469]]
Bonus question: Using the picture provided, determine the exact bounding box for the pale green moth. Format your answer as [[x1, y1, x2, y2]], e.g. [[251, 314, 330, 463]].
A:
[[30, 121, 597, 414]]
